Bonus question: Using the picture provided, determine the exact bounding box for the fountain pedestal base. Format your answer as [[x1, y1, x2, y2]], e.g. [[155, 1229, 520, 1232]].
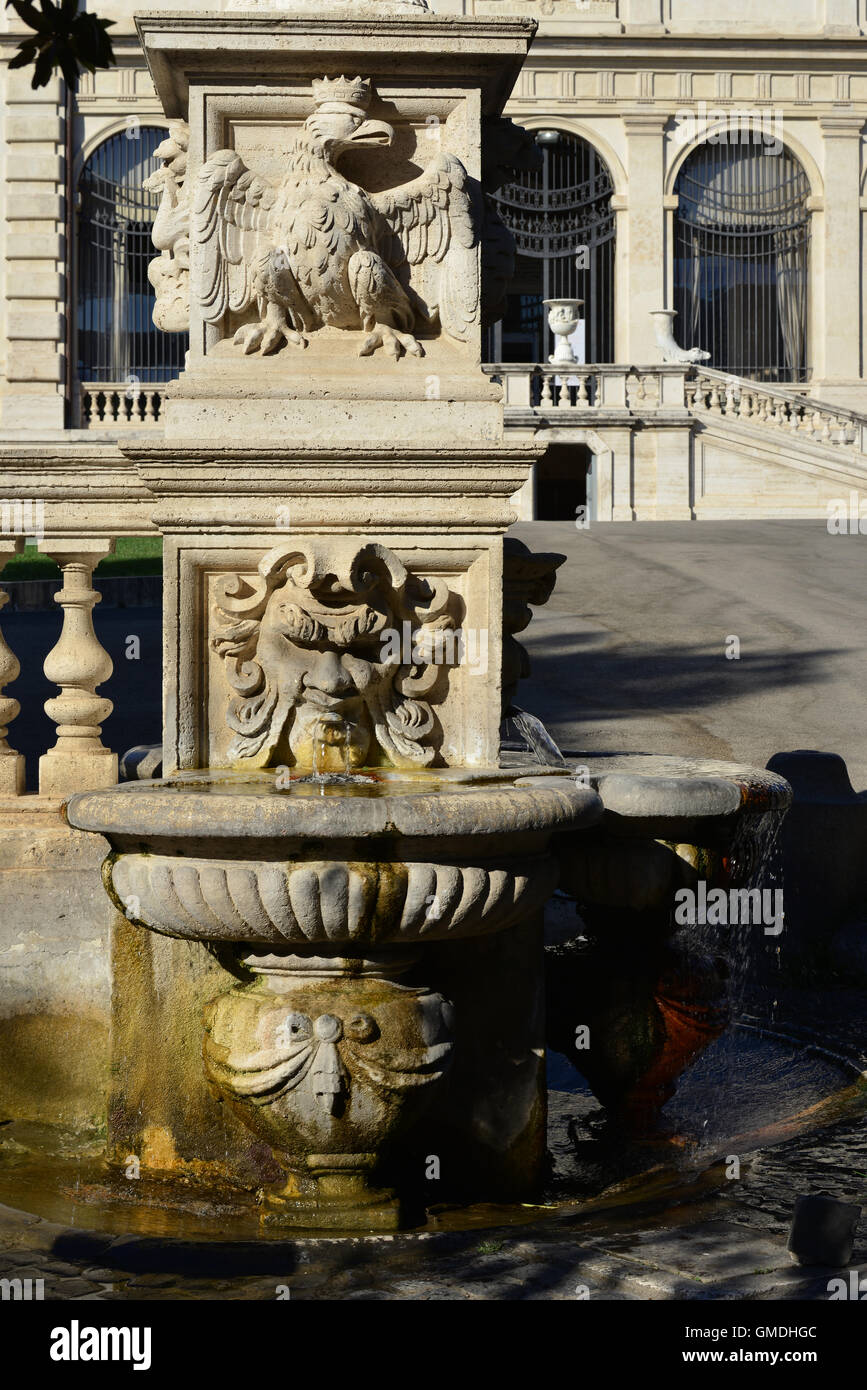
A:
[[266, 1155, 402, 1230]]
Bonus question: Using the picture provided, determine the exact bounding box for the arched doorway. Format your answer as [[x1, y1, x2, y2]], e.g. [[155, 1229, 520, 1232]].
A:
[[487, 129, 615, 364], [673, 140, 811, 382], [77, 127, 188, 391]]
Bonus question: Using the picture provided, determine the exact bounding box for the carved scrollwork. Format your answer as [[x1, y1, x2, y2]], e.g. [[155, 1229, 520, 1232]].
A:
[[143, 120, 190, 333], [210, 539, 458, 770], [205, 1005, 452, 1115], [502, 537, 566, 712]]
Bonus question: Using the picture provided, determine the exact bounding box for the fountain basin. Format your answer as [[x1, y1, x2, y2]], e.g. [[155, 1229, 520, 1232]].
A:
[[537, 753, 793, 1135], [66, 769, 602, 946], [523, 754, 792, 912], [64, 766, 603, 1225]]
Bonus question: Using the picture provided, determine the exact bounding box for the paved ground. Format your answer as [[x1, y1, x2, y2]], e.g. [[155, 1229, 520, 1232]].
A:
[[512, 519, 867, 791], [2, 1105, 866, 1300]]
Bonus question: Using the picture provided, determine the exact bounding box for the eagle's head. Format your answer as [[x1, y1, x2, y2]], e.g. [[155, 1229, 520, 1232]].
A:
[[303, 110, 394, 166]]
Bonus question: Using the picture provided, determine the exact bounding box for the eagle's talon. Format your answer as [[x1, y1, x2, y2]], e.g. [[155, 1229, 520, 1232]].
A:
[[232, 316, 307, 355], [234, 323, 265, 354], [358, 324, 423, 359], [261, 327, 287, 354]]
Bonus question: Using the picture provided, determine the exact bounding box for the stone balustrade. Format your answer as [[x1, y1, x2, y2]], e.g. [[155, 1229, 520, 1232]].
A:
[[487, 362, 692, 414], [77, 370, 867, 459], [685, 367, 867, 452], [0, 538, 25, 796], [80, 383, 165, 429]]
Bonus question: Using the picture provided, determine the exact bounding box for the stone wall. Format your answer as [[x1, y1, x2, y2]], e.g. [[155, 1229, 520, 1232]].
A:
[[0, 803, 112, 1133]]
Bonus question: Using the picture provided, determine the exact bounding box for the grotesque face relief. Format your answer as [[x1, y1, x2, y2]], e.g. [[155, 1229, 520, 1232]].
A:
[[210, 541, 457, 772]]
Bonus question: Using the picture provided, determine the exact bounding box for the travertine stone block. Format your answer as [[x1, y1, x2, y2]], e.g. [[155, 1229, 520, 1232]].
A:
[[7, 312, 64, 341], [5, 345, 65, 383], [0, 394, 64, 428]]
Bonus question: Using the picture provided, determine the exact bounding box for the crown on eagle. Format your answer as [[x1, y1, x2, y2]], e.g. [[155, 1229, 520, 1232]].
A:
[[311, 76, 372, 113]]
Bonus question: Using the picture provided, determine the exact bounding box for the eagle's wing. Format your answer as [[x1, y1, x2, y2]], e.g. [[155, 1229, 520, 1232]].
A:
[[370, 154, 479, 342], [192, 150, 276, 324]]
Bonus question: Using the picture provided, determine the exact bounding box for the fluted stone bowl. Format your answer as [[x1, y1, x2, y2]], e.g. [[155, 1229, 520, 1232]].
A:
[[66, 768, 602, 947]]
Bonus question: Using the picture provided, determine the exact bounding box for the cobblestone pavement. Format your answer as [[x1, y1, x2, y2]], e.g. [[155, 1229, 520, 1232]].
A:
[[1, 1106, 866, 1302]]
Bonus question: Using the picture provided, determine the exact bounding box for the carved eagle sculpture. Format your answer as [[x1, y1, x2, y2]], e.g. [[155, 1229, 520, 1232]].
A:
[[192, 76, 479, 358]]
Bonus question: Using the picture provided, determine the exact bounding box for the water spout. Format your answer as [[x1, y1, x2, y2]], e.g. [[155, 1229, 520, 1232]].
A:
[[507, 705, 570, 770]]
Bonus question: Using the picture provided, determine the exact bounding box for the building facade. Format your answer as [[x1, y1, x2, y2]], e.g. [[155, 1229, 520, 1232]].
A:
[[2, 0, 867, 519]]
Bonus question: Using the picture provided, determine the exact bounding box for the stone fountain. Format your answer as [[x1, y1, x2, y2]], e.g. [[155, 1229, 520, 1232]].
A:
[[61, 0, 800, 1236], [65, 0, 605, 1229]]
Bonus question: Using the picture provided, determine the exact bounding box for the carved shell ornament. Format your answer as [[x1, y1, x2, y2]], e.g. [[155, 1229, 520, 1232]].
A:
[[192, 74, 480, 359], [210, 540, 458, 771]]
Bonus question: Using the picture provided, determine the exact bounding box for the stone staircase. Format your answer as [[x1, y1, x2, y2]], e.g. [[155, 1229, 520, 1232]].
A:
[[684, 366, 867, 517]]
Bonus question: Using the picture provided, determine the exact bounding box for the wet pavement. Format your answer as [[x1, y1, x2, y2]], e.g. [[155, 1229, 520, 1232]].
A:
[[2, 1033, 866, 1301]]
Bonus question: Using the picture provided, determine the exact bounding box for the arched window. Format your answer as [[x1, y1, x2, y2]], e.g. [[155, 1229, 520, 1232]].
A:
[[77, 127, 187, 393], [673, 141, 811, 383], [488, 129, 615, 363]]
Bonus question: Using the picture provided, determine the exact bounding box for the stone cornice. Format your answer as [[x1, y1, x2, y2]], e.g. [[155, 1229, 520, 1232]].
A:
[[137, 10, 538, 116]]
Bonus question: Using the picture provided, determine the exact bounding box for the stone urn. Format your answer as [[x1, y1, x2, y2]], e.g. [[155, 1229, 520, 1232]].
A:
[[544, 298, 583, 365], [202, 948, 455, 1227]]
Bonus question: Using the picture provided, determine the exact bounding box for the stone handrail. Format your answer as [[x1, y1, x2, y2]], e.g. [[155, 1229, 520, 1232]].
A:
[[685, 366, 867, 453], [80, 383, 165, 429], [485, 362, 690, 411]]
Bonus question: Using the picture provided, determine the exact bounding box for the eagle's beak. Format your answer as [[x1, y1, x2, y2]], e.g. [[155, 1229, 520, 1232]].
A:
[[347, 119, 394, 148]]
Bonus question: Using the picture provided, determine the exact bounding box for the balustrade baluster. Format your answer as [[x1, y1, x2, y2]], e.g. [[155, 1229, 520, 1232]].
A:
[[540, 373, 555, 408], [38, 540, 118, 798], [832, 415, 848, 444]]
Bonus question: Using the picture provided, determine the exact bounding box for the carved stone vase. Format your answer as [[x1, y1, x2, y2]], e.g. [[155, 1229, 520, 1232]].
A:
[[203, 949, 454, 1226], [544, 298, 583, 366]]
